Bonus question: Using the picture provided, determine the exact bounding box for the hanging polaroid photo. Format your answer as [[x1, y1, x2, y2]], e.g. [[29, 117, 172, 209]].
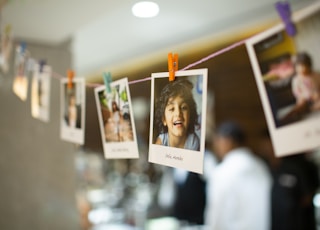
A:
[[12, 44, 30, 101], [60, 77, 86, 145], [149, 69, 208, 174], [246, 1, 320, 156], [0, 25, 13, 74], [95, 78, 139, 159], [31, 63, 51, 122]]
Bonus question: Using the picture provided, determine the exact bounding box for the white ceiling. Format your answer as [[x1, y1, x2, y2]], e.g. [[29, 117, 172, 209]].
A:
[[2, 0, 317, 76]]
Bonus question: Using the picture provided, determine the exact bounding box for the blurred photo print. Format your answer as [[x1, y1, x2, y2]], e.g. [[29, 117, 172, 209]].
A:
[[31, 62, 51, 122], [60, 78, 85, 145], [246, 1, 320, 156], [149, 69, 208, 173], [12, 44, 30, 101], [95, 78, 139, 159], [0, 25, 13, 74]]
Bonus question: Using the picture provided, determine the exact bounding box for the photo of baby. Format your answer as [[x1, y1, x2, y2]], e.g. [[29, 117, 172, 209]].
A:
[[246, 1, 320, 156], [149, 69, 207, 173], [292, 52, 320, 113]]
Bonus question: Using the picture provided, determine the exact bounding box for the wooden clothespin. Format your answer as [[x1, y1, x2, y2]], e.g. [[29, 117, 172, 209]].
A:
[[103, 72, 112, 94], [67, 69, 75, 90], [168, 53, 178, 81], [275, 1, 296, 37]]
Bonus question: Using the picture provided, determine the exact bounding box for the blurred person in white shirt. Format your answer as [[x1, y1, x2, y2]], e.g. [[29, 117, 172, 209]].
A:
[[205, 121, 271, 230]]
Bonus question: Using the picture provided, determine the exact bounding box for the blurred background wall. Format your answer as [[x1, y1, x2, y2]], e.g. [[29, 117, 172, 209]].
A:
[[0, 40, 80, 230]]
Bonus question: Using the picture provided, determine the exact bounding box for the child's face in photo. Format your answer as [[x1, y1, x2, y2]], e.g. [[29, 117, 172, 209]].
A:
[[163, 95, 190, 138], [296, 63, 311, 76]]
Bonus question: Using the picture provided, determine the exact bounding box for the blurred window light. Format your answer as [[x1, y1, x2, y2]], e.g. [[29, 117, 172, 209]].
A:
[[313, 193, 320, 207], [132, 1, 159, 18], [88, 208, 112, 224]]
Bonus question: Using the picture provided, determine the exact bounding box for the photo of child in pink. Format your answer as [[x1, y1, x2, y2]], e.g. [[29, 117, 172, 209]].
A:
[[292, 52, 320, 112], [154, 79, 200, 151]]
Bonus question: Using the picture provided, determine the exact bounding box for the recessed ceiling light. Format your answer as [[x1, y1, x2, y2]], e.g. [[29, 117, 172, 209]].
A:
[[132, 1, 159, 18]]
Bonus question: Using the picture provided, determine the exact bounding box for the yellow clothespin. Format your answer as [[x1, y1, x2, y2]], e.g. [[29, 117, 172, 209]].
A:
[[103, 72, 112, 94], [168, 53, 178, 81]]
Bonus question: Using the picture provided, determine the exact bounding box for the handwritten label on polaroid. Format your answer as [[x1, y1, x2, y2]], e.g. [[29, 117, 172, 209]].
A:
[[165, 153, 184, 161]]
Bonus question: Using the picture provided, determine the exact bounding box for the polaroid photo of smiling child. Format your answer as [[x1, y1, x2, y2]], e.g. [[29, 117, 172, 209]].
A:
[[60, 77, 86, 145], [149, 69, 208, 174], [95, 78, 139, 159], [246, 1, 320, 156], [31, 63, 52, 122]]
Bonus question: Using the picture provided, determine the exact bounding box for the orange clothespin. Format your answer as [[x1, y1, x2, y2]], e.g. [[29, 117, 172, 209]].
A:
[[67, 69, 74, 90], [168, 53, 178, 81]]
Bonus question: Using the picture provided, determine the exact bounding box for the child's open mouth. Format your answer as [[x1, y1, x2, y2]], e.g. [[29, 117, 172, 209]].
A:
[[173, 120, 183, 126]]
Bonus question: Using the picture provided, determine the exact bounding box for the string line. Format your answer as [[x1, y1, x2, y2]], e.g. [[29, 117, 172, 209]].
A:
[[128, 76, 152, 85], [180, 39, 246, 71], [86, 82, 103, 88], [51, 38, 248, 87], [52, 72, 64, 80]]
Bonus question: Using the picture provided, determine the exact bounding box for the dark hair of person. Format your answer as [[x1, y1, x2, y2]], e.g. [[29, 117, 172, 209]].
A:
[[111, 101, 119, 112], [155, 78, 198, 134], [216, 121, 246, 145], [296, 52, 312, 69]]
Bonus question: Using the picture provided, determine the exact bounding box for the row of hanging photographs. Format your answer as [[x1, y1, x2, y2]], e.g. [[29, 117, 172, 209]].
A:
[[10, 1, 320, 174]]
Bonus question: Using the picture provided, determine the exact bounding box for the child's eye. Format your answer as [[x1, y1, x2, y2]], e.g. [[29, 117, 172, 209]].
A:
[[167, 107, 174, 112], [181, 104, 188, 110]]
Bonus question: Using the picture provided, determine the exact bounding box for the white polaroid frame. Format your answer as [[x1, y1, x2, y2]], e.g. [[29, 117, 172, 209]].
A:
[[149, 69, 208, 174], [31, 63, 51, 122], [95, 78, 139, 159], [60, 78, 86, 145], [246, 1, 320, 156]]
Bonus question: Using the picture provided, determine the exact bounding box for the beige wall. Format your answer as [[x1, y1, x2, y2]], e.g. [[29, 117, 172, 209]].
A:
[[295, 10, 320, 71], [0, 40, 79, 230]]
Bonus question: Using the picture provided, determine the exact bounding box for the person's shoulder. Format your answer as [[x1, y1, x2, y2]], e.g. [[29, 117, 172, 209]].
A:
[[157, 133, 166, 140], [186, 132, 200, 150], [156, 133, 168, 145], [189, 132, 200, 142], [226, 148, 268, 171]]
